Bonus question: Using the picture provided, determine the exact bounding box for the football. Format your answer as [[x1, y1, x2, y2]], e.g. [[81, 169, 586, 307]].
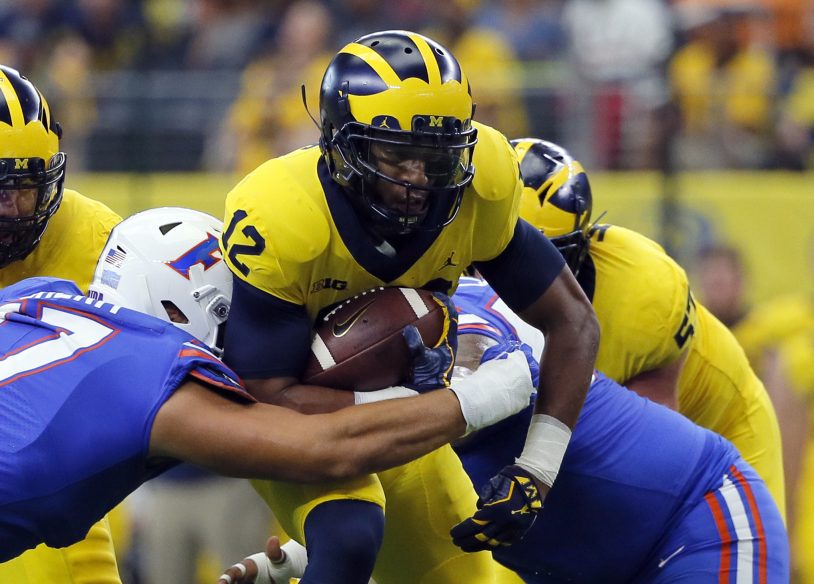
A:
[[303, 287, 446, 391]]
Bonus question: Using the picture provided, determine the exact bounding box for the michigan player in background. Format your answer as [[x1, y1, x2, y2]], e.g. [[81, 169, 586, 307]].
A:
[[0, 64, 123, 584], [1, 208, 534, 564], [219, 31, 598, 584], [512, 137, 786, 518]]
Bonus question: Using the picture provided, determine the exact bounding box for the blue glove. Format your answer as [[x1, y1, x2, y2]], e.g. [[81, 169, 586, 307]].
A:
[[450, 464, 543, 552], [480, 338, 539, 383], [402, 292, 458, 392]]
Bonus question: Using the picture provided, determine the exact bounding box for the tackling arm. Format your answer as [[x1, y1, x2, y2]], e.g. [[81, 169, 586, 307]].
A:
[[149, 378, 468, 483]]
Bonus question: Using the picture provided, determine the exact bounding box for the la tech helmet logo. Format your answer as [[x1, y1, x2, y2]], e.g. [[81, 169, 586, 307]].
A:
[[167, 233, 222, 279]]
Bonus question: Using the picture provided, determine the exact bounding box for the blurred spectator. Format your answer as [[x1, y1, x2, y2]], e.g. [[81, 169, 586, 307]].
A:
[[422, 0, 530, 138], [753, 0, 808, 56], [212, 0, 333, 173], [329, 0, 404, 47], [473, 0, 566, 61], [693, 244, 749, 328], [72, 0, 147, 71], [183, 0, 276, 70], [0, 0, 75, 72], [561, 0, 674, 169], [775, 2, 814, 169], [40, 34, 97, 171], [668, 3, 777, 169]]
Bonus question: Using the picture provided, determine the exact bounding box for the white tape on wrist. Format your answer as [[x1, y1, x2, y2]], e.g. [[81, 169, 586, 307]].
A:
[[449, 350, 534, 434], [217, 574, 232, 584], [354, 386, 418, 405], [249, 540, 309, 584], [515, 414, 572, 487]]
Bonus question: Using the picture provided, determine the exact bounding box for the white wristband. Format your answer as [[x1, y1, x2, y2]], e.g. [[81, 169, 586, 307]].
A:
[[515, 414, 572, 488], [354, 386, 418, 405], [449, 350, 534, 435], [249, 539, 308, 584]]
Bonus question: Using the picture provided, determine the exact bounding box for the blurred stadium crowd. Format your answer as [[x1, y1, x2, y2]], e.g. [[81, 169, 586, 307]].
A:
[[1, 0, 814, 174]]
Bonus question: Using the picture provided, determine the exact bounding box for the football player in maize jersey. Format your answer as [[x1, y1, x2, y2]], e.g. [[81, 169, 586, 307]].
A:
[[512, 138, 786, 518], [0, 208, 535, 564], [0, 65, 123, 584], [220, 31, 598, 584], [449, 276, 789, 582]]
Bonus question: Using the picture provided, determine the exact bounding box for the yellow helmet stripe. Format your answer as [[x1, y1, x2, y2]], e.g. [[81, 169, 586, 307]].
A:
[[0, 69, 23, 127], [406, 31, 441, 86], [341, 43, 402, 87]]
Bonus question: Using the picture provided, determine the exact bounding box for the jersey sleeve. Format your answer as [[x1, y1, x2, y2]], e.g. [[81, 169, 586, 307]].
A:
[[220, 152, 331, 305], [476, 220, 565, 312], [175, 342, 255, 402], [221, 276, 313, 379]]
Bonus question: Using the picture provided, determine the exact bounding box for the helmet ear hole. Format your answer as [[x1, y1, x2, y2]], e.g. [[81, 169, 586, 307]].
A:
[[162, 301, 189, 324]]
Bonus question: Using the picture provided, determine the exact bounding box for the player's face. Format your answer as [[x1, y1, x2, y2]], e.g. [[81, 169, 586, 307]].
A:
[[368, 143, 431, 216], [0, 188, 37, 245], [0, 188, 37, 218]]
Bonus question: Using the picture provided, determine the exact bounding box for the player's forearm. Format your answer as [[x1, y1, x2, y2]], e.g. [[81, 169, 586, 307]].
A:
[[236, 390, 466, 482], [532, 310, 598, 428], [308, 390, 467, 479], [244, 377, 355, 413]]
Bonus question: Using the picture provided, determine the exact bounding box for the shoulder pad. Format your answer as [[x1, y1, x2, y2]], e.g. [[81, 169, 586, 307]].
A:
[[226, 151, 331, 264], [470, 122, 522, 202]]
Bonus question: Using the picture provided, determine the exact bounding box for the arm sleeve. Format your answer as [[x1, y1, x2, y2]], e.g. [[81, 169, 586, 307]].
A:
[[474, 219, 566, 313], [222, 275, 313, 379]]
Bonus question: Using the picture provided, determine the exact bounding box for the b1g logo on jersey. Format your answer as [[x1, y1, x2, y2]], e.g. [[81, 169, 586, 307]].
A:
[[311, 278, 348, 293]]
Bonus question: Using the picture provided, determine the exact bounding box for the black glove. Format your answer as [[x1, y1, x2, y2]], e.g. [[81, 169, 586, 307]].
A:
[[450, 464, 542, 552]]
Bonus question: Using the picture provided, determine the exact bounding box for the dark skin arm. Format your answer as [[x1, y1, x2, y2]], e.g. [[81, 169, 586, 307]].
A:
[[515, 265, 599, 495], [149, 379, 467, 483], [517, 265, 599, 428]]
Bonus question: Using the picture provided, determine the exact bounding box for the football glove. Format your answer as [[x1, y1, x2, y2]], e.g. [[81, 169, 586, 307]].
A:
[[450, 464, 543, 552], [480, 338, 539, 380], [402, 292, 458, 392]]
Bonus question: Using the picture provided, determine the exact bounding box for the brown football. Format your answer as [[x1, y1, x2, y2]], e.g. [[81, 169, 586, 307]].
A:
[[303, 287, 446, 391]]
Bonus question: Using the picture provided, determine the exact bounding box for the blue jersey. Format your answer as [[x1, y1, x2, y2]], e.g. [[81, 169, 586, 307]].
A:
[[453, 280, 788, 583], [0, 278, 251, 561]]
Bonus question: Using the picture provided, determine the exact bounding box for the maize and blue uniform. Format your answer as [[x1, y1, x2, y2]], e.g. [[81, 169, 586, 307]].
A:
[[453, 278, 789, 583], [0, 278, 250, 563], [221, 123, 564, 584]]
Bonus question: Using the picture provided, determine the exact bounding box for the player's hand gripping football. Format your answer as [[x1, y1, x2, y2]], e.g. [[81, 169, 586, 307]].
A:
[[450, 464, 544, 552], [402, 291, 458, 392]]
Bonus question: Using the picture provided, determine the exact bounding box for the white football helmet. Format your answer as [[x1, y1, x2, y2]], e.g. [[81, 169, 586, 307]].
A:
[[89, 207, 232, 354]]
